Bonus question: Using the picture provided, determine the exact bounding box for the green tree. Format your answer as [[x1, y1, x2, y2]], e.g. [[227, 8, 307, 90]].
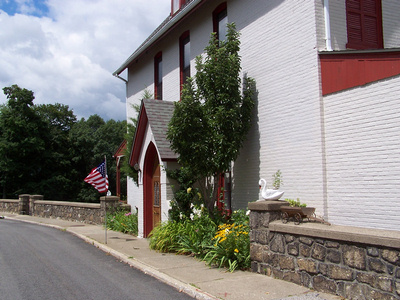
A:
[[34, 103, 78, 200], [167, 23, 255, 214], [69, 115, 126, 202], [0, 85, 47, 198]]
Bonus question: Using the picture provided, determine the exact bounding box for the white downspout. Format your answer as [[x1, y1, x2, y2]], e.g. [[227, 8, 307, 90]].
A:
[[324, 0, 333, 51]]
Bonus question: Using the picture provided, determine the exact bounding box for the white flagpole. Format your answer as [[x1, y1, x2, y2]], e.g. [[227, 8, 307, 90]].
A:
[[104, 155, 107, 244]]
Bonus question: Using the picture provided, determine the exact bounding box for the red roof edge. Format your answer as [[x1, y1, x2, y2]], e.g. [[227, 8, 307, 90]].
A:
[[129, 103, 148, 167], [113, 139, 127, 158]]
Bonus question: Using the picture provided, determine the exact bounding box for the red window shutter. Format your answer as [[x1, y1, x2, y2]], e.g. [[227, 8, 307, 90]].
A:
[[346, 0, 383, 49]]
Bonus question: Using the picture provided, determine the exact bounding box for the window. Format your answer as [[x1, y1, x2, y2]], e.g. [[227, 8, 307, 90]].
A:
[[179, 31, 190, 90], [213, 3, 228, 42], [172, 0, 188, 15], [346, 0, 383, 49], [154, 52, 162, 100]]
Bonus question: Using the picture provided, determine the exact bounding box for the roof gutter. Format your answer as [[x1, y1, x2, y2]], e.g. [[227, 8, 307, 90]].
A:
[[113, 0, 203, 77]]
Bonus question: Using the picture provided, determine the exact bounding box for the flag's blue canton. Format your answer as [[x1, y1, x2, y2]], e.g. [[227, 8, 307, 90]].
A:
[[97, 163, 106, 177]]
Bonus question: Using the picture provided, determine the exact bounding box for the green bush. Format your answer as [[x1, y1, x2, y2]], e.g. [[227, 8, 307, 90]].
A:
[[203, 210, 250, 272], [149, 209, 250, 272], [149, 213, 217, 255], [148, 221, 184, 252], [106, 210, 138, 235]]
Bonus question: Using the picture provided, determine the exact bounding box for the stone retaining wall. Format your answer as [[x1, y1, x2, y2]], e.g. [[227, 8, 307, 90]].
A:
[[0, 199, 19, 214], [249, 201, 400, 300], [0, 195, 131, 225], [33, 200, 102, 224]]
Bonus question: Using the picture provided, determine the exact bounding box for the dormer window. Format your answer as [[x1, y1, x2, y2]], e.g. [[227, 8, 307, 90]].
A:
[[172, 0, 188, 15]]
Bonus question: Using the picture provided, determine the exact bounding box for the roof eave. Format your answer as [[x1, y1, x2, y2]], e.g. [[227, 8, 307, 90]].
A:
[[112, 0, 203, 77]]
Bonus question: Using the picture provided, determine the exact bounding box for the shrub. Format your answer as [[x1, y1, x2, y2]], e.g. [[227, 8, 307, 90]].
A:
[[148, 221, 184, 252], [106, 210, 138, 236], [203, 210, 250, 272], [149, 212, 217, 255], [149, 209, 250, 272]]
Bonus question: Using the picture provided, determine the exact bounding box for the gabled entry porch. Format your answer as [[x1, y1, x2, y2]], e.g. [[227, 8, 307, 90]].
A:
[[129, 99, 177, 237]]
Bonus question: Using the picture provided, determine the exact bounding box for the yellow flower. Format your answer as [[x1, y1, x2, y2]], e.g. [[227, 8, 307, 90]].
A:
[[187, 187, 192, 193], [234, 249, 239, 253]]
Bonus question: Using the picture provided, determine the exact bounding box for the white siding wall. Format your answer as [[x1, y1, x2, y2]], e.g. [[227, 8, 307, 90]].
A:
[[230, 0, 325, 213], [324, 75, 400, 230], [382, 0, 400, 48]]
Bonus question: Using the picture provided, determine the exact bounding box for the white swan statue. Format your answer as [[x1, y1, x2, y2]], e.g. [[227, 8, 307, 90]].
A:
[[257, 178, 284, 201]]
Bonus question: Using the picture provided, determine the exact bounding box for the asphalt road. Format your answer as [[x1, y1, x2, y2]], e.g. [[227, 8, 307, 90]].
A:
[[0, 219, 194, 300]]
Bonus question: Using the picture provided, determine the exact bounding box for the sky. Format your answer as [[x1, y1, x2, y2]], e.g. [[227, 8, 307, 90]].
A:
[[0, 0, 171, 120]]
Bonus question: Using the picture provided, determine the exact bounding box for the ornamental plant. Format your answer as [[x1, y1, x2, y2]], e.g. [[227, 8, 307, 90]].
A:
[[149, 212, 217, 255], [106, 209, 138, 235], [167, 23, 256, 215], [203, 210, 250, 272]]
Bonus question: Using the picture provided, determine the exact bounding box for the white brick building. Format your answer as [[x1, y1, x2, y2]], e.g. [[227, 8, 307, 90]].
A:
[[114, 0, 400, 237]]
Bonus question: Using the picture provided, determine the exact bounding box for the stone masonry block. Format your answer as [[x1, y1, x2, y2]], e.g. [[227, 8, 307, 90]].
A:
[[250, 243, 265, 262], [285, 234, 295, 243], [283, 271, 301, 285], [343, 245, 366, 270], [382, 249, 399, 264], [367, 288, 397, 300], [357, 272, 376, 286], [278, 254, 295, 270], [374, 276, 393, 293], [369, 257, 387, 273], [270, 233, 285, 254], [327, 265, 354, 281], [300, 237, 314, 246], [297, 258, 318, 274], [325, 241, 340, 248], [326, 249, 341, 264], [300, 244, 312, 257], [312, 243, 327, 261], [367, 247, 380, 257], [287, 242, 299, 256], [312, 275, 337, 294]]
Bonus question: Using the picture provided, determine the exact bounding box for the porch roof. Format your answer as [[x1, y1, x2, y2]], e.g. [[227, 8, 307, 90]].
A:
[[129, 99, 177, 166]]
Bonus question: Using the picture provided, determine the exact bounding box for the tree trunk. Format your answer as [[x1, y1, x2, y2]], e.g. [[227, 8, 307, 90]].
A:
[[198, 175, 219, 216]]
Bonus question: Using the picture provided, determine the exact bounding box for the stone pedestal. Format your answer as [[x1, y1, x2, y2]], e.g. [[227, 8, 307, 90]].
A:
[[100, 196, 119, 214], [29, 195, 43, 216], [248, 200, 288, 229], [18, 194, 30, 215]]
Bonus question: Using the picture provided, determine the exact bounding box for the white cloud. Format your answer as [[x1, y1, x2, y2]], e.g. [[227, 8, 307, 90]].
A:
[[0, 0, 170, 120]]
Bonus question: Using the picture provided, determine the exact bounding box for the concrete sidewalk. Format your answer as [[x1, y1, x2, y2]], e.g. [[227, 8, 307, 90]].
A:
[[1, 212, 342, 300]]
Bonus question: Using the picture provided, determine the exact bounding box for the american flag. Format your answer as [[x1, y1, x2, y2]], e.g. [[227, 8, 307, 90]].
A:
[[84, 161, 109, 193]]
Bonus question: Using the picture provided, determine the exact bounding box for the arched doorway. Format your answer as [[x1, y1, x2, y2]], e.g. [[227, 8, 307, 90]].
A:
[[143, 142, 161, 237]]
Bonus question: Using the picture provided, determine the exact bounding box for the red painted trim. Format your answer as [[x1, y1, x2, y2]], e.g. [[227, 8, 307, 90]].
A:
[[346, 0, 383, 50], [320, 50, 400, 95], [212, 2, 227, 39], [113, 139, 127, 158], [179, 30, 190, 94], [143, 142, 158, 237], [154, 52, 162, 100], [129, 104, 148, 166]]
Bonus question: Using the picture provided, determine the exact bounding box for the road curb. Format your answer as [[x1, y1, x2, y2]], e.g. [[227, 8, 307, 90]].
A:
[[3, 216, 217, 300]]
